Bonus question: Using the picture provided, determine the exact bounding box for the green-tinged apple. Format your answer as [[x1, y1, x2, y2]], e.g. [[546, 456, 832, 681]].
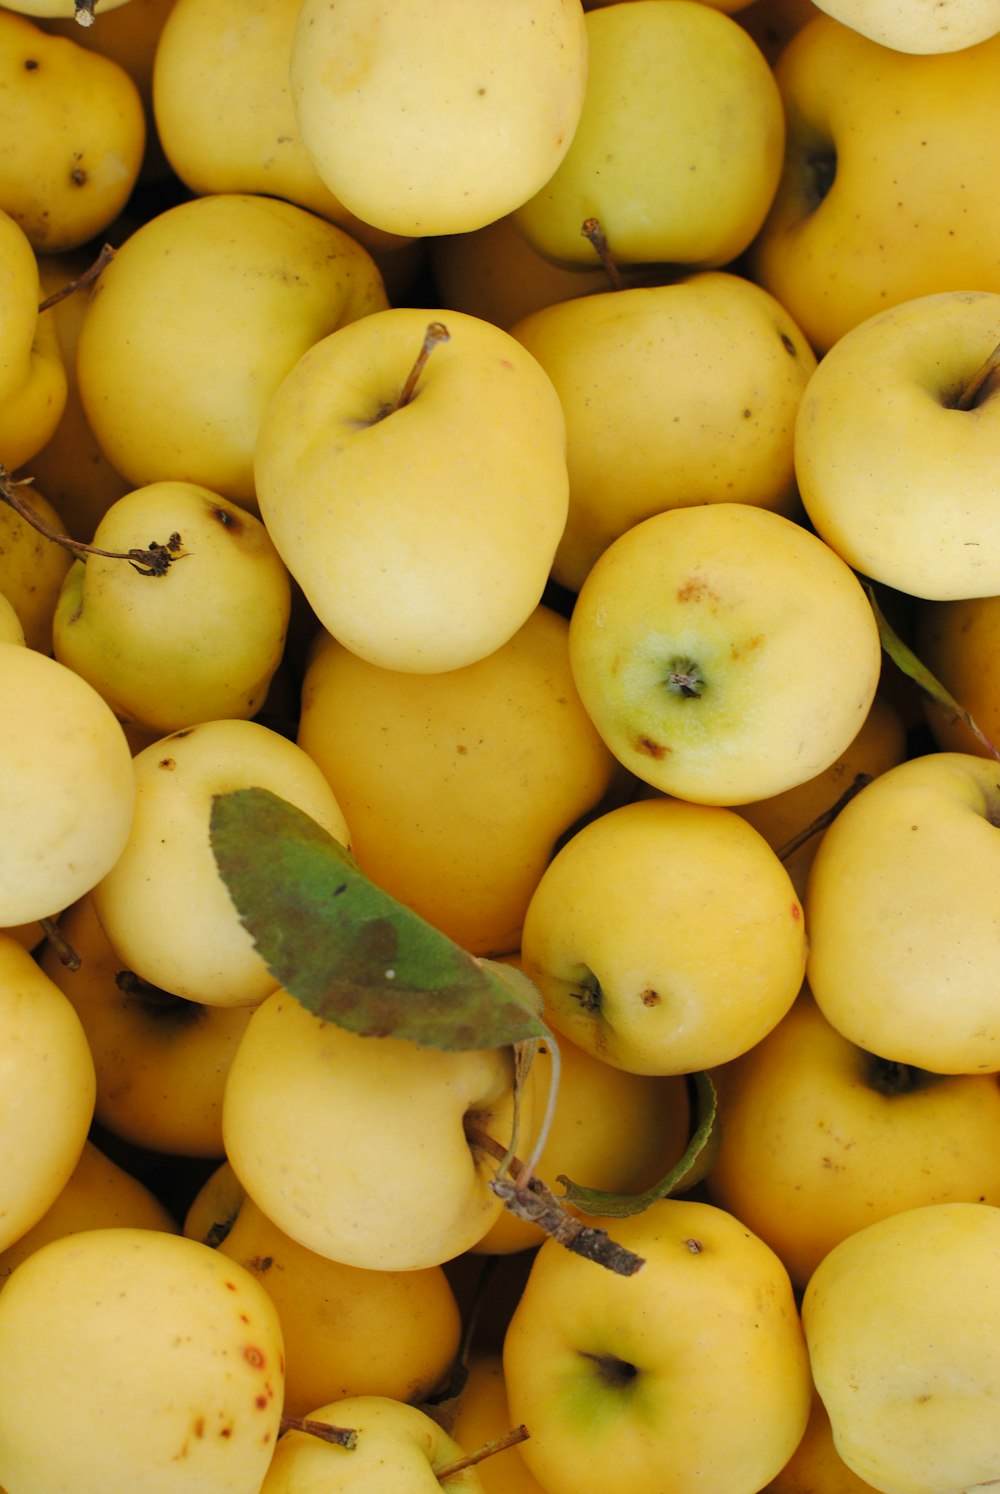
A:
[[706, 988, 1000, 1287], [0, 1227, 285, 1494], [260, 1393, 486, 1492], [0, 932, 96, 1254], [91, 717, 351, 1008], [520, 796, 807, 1075], [0, 642, 135, 926], [0, 1139, 177, 1287], [749, 16, 1000, 353], [41, 893, 253, 1157], [296, 605, 620, 957], [567, 502, 882, 805], [76, 191, 389, 505], [222, 989, 529, 1271], [53, 481, 292, 735], [805, 751, 1000, 1073], [809, 0, 1000, 51], [503, 1197, 812, 1494], [187, 1167, 461, 1418], [802, 1202, 1000, 1494], [794, 290, 1000, 599], [254, 306, 570, 673], [288, 0, 588, 238], [515, 0, 784, 268], [915, 591, 1000, 754], [510, 270, 816, 592]]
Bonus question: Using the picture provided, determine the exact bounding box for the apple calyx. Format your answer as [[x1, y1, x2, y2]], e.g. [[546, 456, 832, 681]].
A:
[[0, 468, 184, 577], [803, 142, 836, 213], [278, 1413, 358, 1450], [434, 1423, 530, 1482], [579, 1350, 640, 1393], [664, 656, 705, 699], [37, 243, 115, 314], [865, 1054, 935, 1098], [581, 217, 622, 292], [74, 0, 96, 24]]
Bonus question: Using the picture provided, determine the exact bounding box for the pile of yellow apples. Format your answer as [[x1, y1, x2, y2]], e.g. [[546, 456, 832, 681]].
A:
[[2, 0, 1000, 1491]]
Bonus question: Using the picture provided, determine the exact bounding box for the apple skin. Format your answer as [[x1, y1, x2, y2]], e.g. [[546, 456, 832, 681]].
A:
[[706, 988, 1000, 1287], [503, 1197, 812, 1494], [915, 591, 1000, 756], [0, 481, 72, 654], [808, 0, 1000, 52], [750, 16, 1000, 353], [254, 305, 570, 674], [802, 1203, 1000, 1494], [794, 290, 1000, 600], [804, 751, 1000, 1073], [515, 0, 785, 268], [448, 1352, 548, 1493], [567, 502, 882, 806]]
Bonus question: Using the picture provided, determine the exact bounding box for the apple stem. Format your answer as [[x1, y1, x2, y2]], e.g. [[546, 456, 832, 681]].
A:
[[776, 771, 873, 862], [37, 242, 115, 314], [435, 1424, 530, 1483], [39, 916, 81, 972], [955, 338, 1000, 411], [0, 467, 185, 576], [580, 217, 622, 292], [278, 1413, 358, 1449], [395, 321, 450, 411]]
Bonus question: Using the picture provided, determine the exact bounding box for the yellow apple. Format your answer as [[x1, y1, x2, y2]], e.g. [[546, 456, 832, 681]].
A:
[[296, 604, 620, 956], [0, 10, 144, 251], [515, 0, 785, 268], [186, 1165, 462, 1419], [254, 306, 570, 673], [802, 1202, 1000, 1494], [915, 591, 1000, 755], [795, 290, 1000, 599], [52, 481, 292, 734], [0, 591, 25, 646], [805, 751, 1000, 1073], [0, 298, 66, 472], [91, 716, 352, 1007], [260, 1393, 486, 1493], [0, 932, 96, 1254], [41, 893, 254, 1157], [765, 1387, 882, 1493], [0, 1226, 285, 1493], [706, 988, 1000, 1287], [448, 1352, 547, 1494], [520, 796, 807, 1075], [503, 1197, 812, 1494], [809, 0, 1000, 51], [76, 191, 389, 505], [288, 0, 589, 238], [0, 642, 135, 926], [567, 502, 882, 805], [749, 16, 1000, 353], [0, 481, 73, 652], [222, 988, 528, 1271], [510, 270, 816, 592]]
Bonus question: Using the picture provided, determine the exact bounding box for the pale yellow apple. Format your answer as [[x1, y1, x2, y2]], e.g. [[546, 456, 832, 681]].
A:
[[0, 592, 24, 646], [521, 796, 807, 1075], [254, 306, 570, 673], [915, 591, 1000, 755], [568, 502, 882, 805], [449, 1352, 547, 1494], [41, 893, 254, 1157], [0, 1227, 285, 1494], [296, 605, 620, 956], [805, 751, 1000, 1073], [515, 0, 784, 268], [0, 932, 96, 1253], [750, 16, 1000, 353], [0, 643, 135, 925], [260, 1393, 486, 1493], [810, 0, 1000, 51], [53, 481, 292, 734], [795, 290, 1000, 599], [0, 10, 144, 251], [0, 1139, 177, 1287], [503, 1197, 812, 1494], [289, 0, 588, 238], [223, 989, 528, 1271], [0, 299, 66, 472], [0, 207, 39, 408], [76, 191, 389, 505], [706, 988, 1000, 1287], [91, 716, 351, 1007], [511, 270, 816, 592], [802, 1202, 1000, 1494], [153, 0, 412, 253], [186, 1167, 462, 1418], [765, 1388, 881, 1493]]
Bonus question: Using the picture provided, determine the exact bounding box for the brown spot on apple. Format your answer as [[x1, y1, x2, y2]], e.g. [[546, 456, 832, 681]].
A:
[[639, 988, 660, 1006], [676, 575, 714, 603], [635, 735, 667, 759]]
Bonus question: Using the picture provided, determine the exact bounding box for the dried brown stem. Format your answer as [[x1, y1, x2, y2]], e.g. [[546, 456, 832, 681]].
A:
[[776, 772, 873, 862], [435, 1425, 530, 1482], [396, 321, 450, 410], [40, 916, 80, 972], [581, 217, 622, 291], [278, 1413, 358, 1449], [38, 243, 115, 314], [0, 468, 184, 576], [956, 338, 1000, 411]]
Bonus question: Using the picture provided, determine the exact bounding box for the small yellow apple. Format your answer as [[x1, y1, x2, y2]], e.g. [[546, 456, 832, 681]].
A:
[[914, 591, 1000, 756]]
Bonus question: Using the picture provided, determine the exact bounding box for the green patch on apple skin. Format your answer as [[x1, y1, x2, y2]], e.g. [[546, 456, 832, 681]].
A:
[[553, 1350, 661, 1436]]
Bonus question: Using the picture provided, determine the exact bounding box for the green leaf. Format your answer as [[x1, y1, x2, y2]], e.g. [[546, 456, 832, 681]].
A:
[[864, 582, 1000, 762], [554, 1070, 721, 1219], [209, 787, 549, 1052]]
